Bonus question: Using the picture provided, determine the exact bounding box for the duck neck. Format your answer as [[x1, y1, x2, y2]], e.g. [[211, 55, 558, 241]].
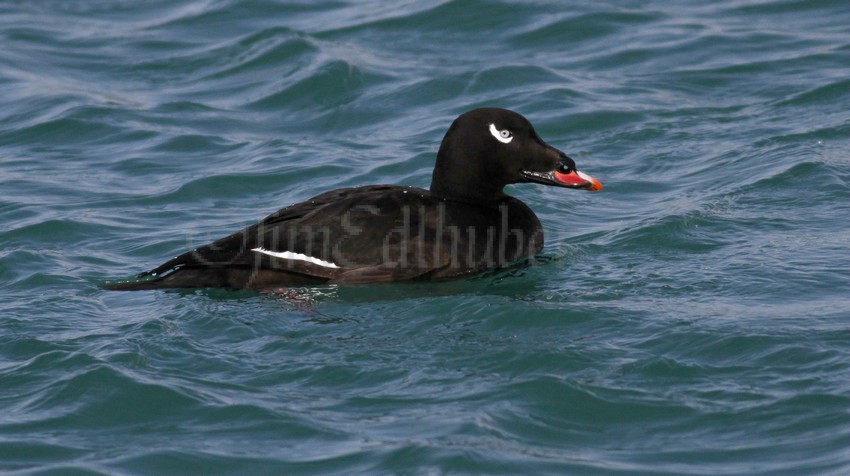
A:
[[430, 150, 507, 204], [430, 173, 506, 204]]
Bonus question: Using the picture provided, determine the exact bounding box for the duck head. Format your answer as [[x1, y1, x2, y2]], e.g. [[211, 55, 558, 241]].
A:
[[430, 108, 602, 202]]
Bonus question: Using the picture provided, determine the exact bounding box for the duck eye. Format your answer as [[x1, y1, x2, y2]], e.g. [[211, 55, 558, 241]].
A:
[[558, 163, 573, 174], [489, 123, 513, 144]]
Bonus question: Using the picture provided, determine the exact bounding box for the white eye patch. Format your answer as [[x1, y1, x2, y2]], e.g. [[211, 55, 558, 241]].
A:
[[489, 123, 513, 144]]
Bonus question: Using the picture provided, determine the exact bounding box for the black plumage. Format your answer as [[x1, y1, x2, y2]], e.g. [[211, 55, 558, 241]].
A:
[[105, 108, 601, 290]]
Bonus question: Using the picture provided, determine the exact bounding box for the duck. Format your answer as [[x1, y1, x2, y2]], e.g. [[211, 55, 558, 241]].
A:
[[105, 108, 602, 290]]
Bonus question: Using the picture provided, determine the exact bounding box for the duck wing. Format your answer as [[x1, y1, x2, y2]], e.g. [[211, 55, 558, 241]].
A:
[[109, 186, 451, 289]]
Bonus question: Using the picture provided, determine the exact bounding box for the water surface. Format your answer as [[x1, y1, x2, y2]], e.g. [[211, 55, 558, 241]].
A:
[[2, 0, 849, 473]]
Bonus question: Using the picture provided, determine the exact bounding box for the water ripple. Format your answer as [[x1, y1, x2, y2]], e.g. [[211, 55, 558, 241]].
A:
[[2, 0, 850, 473]]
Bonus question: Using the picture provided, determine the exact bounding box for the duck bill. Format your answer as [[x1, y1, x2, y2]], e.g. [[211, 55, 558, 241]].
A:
[[520, 168, 603, 191], [554, 169, 603, 190]]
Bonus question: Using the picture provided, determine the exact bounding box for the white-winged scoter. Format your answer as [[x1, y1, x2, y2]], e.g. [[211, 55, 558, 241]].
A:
[[105, 108, 602, 290]]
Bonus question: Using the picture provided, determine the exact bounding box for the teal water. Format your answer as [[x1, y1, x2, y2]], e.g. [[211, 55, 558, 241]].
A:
[[2, 0, 850, 473]]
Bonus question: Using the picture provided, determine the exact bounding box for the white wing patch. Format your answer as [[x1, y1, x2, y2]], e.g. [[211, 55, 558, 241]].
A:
[[250, 248, 340, 269], [489, 123, 513, 144]]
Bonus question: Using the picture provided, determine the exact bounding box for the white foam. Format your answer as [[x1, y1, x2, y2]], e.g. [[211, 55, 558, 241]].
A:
[[250, 248, 340, 268]]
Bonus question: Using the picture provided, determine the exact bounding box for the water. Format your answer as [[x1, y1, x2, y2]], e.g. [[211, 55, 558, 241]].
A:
[[2, 0, 849, 473]]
